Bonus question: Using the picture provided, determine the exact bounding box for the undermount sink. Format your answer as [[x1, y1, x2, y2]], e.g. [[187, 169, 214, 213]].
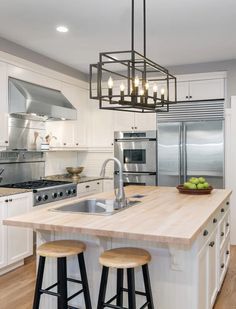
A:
[[51, 198, 141, 216]]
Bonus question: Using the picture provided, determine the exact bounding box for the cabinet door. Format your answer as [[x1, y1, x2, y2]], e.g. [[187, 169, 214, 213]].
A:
[[114, 112, 135, 132], [88, 100, 114, 147], [0, 200, 7, 269], [103, 179, 114, 192], [0, 62, 9, 147], [134, 113, 156, 131], [189, 79, 225, 100], [177, 81, 189, 101], [7, 194, 33, 265], [208, 230, 218, 307], [197, 244, 208, 309]]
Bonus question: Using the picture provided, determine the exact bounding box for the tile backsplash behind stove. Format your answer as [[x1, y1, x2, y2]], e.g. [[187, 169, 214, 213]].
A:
[[45, 151, 114, 177]]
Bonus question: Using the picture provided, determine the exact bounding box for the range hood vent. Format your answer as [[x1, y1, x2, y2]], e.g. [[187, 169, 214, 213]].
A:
[[9, 77, 77, 121]]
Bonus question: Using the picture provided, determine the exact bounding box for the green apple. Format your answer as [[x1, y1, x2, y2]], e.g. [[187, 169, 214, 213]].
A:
[[198, 177, 206, 184], [184, 182, 192, 189], [197, 183, 205, 189], [203, 182, 209, 189], [189, 177, 199, 185], [189, 183, 197, 189]]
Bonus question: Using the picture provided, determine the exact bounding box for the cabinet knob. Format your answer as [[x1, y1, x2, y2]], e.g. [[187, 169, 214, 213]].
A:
[[203, 230, 208, 236], [63, 143, 67, 146], [226, 250, 230, 255], [135, 126, 138, 129], [85, 185, 90, 189], [226, 201, 230, 205], [5, 141, 8, 144], [209, 241, 215, 247], [221, 263, 225, 269], [9, 199, 12, 202], [5, 199, 8, 203], [97, 182, 100, 185], [111, 143, 114, 146], [131, 127, 134, 129], [226, 222, 230, 227], [221, 232, 225, 237], [213, 218, 217, 224], [221, 208, 225, 213], [185, 96, 189, 99], [189, 96, 192, 99], [76, 143, 79, 146]]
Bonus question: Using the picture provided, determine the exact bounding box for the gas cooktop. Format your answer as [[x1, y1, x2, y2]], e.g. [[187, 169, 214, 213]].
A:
[[2, 179, 72, 189], [1, 179, 77, 206]]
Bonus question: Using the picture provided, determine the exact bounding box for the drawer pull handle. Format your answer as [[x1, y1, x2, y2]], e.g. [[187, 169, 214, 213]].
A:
[[85, 185, 90, 189], [209, 241, 215, 247], [221, 232, 225, 237], [221, 208, 225, 213], [213, 218, 217, 224], [203, 230, 208, 236], [5, 199, 8, 203], [221, 263, 225, 269], [97, 182, 100, 185], [226, 223, 230, 227], [226, 201, 230, 205], [226, 250, 230, 255]]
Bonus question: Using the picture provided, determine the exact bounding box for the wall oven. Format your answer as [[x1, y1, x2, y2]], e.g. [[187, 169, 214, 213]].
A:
[[114, 131, 157, 186]]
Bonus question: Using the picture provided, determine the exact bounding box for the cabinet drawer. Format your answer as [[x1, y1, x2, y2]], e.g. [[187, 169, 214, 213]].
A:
[[77, 180, 102, 197]]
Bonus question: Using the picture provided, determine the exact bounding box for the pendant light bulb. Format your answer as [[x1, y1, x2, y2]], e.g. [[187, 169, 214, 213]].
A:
[[108, 77, 114, 89], [120, 83, 125, 92], [140, 88, 145, 96], [134, 76, 140, 87], [153, 84, 158, 93], [161, 88, 165, 95], [145, 82, 149, 90]]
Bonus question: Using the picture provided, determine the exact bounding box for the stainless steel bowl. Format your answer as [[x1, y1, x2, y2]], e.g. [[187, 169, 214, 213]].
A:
[[66, 167, 84, 178]]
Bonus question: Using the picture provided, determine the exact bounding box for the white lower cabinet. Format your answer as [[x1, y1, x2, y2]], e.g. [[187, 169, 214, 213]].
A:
[[77, 180, 103, 197], [0, 192, 33, 274], [197, 199, 230, 309]]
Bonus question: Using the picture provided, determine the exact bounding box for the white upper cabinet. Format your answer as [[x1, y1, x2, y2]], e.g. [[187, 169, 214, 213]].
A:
[[134, 113, 156, 131], [114, 111, 135, 132], [87, 100, 114, 148], [176, 78, 225, 101], [0, 62, 9, 148], [0, 199, 7, 269]]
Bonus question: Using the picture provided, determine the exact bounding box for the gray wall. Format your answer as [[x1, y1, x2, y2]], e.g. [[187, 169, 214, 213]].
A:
[[168, 59, 236, 106], [0, 36, 88, 82]]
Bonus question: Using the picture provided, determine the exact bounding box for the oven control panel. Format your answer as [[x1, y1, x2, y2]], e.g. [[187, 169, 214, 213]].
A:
[[33, 183, 77, 206]]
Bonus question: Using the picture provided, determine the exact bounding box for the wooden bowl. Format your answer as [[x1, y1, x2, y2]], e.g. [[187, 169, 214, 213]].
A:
[[66, 167, 84, 178], [176, 185, 213, 195]]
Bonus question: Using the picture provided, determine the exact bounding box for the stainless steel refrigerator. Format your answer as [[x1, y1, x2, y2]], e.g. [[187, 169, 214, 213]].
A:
[[157, 100, 225, 188]]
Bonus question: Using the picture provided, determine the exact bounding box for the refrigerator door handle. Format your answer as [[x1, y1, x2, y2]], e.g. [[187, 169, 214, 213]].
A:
[[179, 124, 182, 185], [183, 123, 187, 183]]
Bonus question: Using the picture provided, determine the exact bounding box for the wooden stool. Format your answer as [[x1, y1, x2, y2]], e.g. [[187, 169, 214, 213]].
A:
[[97, 247, 154, 309], [33, 240, 92, 309]]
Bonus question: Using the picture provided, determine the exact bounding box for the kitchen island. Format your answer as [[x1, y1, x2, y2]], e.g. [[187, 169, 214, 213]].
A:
[[4, 186, 232, 309]]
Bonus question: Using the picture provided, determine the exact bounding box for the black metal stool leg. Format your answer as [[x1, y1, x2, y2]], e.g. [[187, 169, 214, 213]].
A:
[[33, 256, 46, 309], [116, 268, 124, 307], [127, 268, 136, 309], [78, 253, 92, 309], [142, 264, 154, 309], [97, 266, 109, 309], [57, 257, 68, 309]]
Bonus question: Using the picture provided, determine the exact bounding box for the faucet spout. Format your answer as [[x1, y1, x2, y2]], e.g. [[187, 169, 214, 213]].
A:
[[100, 157, 127, 209]]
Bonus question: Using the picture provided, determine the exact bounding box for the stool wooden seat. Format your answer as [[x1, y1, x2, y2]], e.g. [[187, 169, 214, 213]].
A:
[[33, 240, 91, 309], [99, 247, 151, 269], [37, 240, 86, 258], [97, 247, 154, 309]]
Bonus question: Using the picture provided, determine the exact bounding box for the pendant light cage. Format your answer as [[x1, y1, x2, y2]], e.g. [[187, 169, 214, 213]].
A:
[[89, 0, 177, 113]]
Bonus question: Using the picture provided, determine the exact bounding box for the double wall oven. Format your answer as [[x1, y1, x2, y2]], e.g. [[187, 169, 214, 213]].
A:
[[114, 131, 157, 186]]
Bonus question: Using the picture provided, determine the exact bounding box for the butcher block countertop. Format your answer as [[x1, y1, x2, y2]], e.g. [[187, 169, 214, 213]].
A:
[[3, 186, 232, 246], [0, 187, 32, 197]]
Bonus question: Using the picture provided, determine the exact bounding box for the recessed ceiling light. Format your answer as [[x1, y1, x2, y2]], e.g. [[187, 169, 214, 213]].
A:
[[56, 26, 69, 33]]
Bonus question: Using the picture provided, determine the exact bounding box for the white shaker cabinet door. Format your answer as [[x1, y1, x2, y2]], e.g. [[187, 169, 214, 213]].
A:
[[197, 243, 208, 309], [189, 79, 225, 101], [113, 111, 135, 132], [6, 194, 33, 265], [0, 62, 9, 147], [134, 113, 156, 131], [208, 230, 218, 308], [0, 199, 7, 269]]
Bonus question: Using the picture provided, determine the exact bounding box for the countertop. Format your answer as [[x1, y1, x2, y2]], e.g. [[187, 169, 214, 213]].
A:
[[3, 186, 232, 246], [0, 187, 32, 197], [44, 174, 112, 184]]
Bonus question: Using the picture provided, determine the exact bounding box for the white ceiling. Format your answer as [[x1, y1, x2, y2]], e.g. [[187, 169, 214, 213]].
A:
[[0, 0, 235, 73]]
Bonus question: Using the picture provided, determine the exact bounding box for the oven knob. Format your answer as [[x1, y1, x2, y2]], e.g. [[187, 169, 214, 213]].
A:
[[72, 189, 76, 194], [36, 196, 42, 202], [52, 192, 58, 199], [59, 192, 63, 197], [66, 189, 71, 196], [43, 195, 48, 201]]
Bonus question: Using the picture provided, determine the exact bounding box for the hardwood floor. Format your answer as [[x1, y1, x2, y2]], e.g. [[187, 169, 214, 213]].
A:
[[0, 247, 236, 309]]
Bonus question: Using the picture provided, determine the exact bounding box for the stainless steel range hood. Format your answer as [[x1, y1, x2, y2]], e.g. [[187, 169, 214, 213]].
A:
[[9, 77, 77, 121]]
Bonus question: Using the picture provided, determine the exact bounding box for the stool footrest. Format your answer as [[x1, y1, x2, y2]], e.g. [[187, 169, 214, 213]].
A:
[[39, 289, 60, 297], [67, 289, 84, 301], [122, 287, 147, 297], [67, 277, 82, 284], [44, 282, 58, 291]]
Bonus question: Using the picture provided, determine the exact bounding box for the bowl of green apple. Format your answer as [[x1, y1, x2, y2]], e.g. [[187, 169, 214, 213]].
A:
[[177, 177, 213, 194]]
